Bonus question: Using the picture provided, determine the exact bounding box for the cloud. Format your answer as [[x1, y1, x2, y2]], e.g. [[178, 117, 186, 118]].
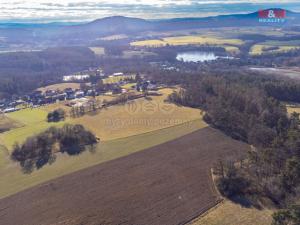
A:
[[0, 0, 299, 22]]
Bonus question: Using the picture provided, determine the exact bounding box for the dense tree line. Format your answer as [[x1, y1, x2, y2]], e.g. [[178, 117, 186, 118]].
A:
[[164, 71, 300, 223], [0, 47, 97, 98], [11, 124, 98, 173], [272, 204, 300, 225], [168, 76, 289, 142]]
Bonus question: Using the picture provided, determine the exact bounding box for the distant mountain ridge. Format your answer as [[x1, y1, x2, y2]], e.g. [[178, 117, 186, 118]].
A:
[[57, 9, 300, 39], [0, 9, 299, 48], [1, 8, 299, 30]]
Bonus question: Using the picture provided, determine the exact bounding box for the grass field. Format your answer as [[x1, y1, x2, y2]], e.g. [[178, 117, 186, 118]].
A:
[[121, 82, 136, 90], [0, 87, 207, 200], [73, 88, 204, 140], [287, 104, 300, 115], [250, 44, 298, 55], [0, 145, 9, 168], [0, 114, 23, 132], [41, 101, 72, 113], [221, 45, 240, 53], [190, 200, 273, 225], [37, 83, 81, 92], [131, 35, 243, 48], [5, 108, 47, 125], [1, 88, 197, 149], [0, 119, 206, 199], [103, 74, 136, 84], [250, 40, 300, 55], [0, 108, 67, 151]]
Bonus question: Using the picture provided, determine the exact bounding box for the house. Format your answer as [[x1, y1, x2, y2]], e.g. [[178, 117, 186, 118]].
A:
[[136, 81, 157, 92], [69, 98, 90, 107], [66, 94, 75, 100], [96, 68, 105, 77], [3, 107, 20, 113], [64, 88, 75, 99], [147, 83, 157, 90], [64, 88, 74, 94], [45, 90, 56, 97], [63, 74, 90, 81], [75, 91, 85, 98], [53, 93, 67, 101], [86, 89, 97, 96], [112, 72, 124, 77]]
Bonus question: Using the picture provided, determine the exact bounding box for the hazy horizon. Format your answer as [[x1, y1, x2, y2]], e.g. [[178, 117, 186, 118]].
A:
[[0, 0, 300, 23]]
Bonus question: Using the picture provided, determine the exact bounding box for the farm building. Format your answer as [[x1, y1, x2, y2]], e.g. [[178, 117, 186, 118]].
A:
[[112, 72, 124, 77], [68, 98, 90, 107], [3, 107, 20, 113], [63, 74, 90, 81]]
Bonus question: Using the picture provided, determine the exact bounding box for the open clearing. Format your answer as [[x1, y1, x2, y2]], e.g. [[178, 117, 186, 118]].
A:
[[190, 200, 273, 225], [250, 45, 298, 55], [250, 40, 300, 55], [103, 74, 136, 84], [250, 67, 300, 80], [0, 127, 250, 225], [121, 82, 136, 89], [5, 108, 47, 125], [0, 114, 23, 133], [131, 35, 243, 48], [0, 88, 202, 150], [0, 145, 9, 168], [74, 88, 204, 140], [37, 83, 81, 92], [287, 104, 300, 115], [0, 88, 205, 200], [0, 108, 67, 151], [0, 119, 206, 199]]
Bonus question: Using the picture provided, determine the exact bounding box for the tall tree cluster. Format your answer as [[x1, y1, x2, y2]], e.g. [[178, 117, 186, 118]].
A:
[[11, 124, 98, 173]]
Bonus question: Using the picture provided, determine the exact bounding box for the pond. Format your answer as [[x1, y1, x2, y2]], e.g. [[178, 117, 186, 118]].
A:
[[176, 51, 231, 63]]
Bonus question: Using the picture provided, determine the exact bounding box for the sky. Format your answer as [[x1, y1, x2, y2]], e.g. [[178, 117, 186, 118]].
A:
[[0, 0, 300, 23]]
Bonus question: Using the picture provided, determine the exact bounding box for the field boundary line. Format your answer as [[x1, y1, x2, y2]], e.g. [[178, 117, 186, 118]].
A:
[[184, 168, 225, 225]]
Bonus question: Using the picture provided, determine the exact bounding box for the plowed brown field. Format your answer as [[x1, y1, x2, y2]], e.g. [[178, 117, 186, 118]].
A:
[[0, 127, 249, 225]]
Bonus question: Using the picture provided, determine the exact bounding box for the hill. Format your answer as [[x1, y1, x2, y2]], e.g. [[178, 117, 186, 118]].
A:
[[1, 9, 299, 48]]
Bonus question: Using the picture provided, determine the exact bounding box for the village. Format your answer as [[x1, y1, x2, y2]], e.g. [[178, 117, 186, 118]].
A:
[[0, 68, 158, 114]]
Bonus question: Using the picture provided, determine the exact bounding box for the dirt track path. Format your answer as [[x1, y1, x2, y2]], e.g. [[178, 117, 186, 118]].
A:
[[0, 127, 249, 225]]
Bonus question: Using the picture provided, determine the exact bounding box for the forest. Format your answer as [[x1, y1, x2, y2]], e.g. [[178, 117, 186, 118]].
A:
[[0, 42, 300, 100], [0, 47, 97, 98], [162, 70, 300, 224]]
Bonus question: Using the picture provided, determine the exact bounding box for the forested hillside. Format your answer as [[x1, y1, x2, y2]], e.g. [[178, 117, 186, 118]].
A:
[[0, 47, 97, 98]]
